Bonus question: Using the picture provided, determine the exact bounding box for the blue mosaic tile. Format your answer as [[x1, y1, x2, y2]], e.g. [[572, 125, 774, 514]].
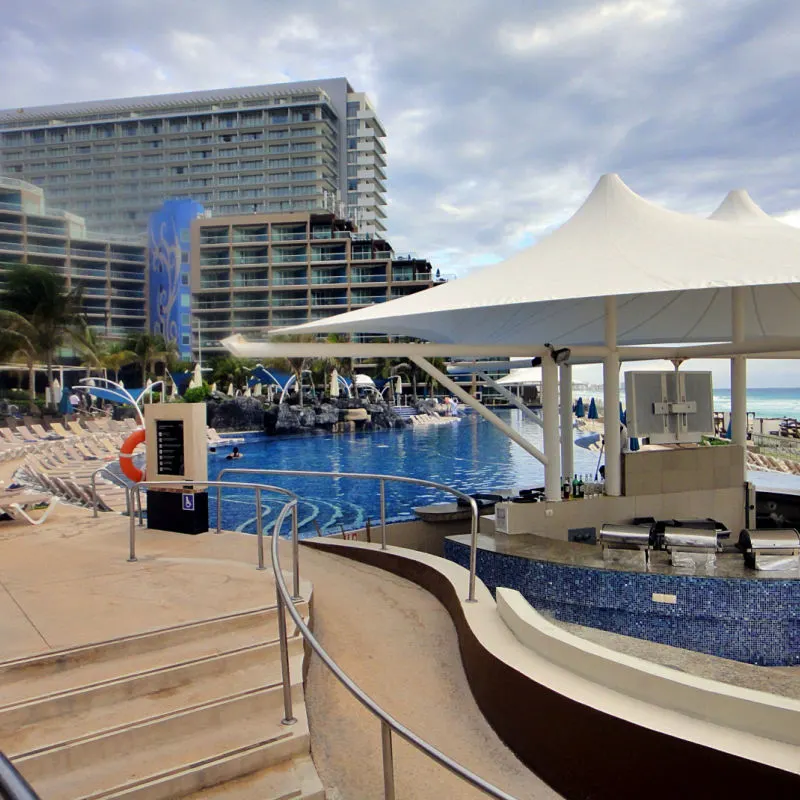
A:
[[443, 539, 800, 666]]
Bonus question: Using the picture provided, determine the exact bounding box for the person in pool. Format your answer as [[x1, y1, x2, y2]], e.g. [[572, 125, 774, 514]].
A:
[[226, 446, 243, 460]]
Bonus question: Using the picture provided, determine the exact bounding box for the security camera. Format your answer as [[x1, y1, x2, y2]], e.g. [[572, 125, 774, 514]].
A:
[[544, 343, 571, 365]]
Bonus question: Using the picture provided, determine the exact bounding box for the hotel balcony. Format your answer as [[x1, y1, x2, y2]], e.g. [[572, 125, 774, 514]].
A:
[[109, 269, 144, 282], [351, 269, 387, 283], [271, 292, 308, 308]]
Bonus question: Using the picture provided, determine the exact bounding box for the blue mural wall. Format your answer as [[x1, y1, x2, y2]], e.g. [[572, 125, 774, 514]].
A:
[[148, 199, 204, 360]]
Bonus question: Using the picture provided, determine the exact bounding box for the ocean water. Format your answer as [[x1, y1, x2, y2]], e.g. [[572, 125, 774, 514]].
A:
[[713, 388, 800, 418], [210, 409, 600, 537]]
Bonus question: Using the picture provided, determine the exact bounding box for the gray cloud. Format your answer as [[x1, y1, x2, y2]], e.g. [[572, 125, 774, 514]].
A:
[[2, 0, 800, 278]]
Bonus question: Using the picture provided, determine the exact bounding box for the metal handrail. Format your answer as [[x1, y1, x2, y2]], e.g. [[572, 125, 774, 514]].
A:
[[90, 465, 133, 518], [0, 751, 40, 799], [269, 501, 515, 800], [216, 467, 480, 602], [127, 479, 299, 584]]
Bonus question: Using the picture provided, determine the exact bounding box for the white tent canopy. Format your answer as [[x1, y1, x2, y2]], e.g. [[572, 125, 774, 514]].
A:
[[496, 367, 542, 386], [279, 174, 800, 347]]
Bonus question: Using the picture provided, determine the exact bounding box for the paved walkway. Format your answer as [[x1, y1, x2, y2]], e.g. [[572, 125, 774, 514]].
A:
[[304, 551, 558, 799]]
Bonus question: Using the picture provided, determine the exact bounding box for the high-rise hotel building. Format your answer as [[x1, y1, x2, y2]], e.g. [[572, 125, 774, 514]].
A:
[[0, 79, 386, 237]]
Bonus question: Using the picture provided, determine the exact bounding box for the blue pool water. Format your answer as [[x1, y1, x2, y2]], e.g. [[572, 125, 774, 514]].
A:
[[209, 410, 602, 537]]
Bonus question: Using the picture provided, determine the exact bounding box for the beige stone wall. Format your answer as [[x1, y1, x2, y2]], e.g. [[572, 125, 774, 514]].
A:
[[325, 518, 471, 556], [622, 445, 745, 496], [492, 486, 746, 540]]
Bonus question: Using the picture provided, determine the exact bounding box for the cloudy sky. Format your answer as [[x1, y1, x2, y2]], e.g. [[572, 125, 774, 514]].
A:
[[3, 0, 800, 385]]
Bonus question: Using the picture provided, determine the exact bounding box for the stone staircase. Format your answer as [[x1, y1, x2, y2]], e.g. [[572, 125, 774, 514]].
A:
[[0, 604, 324, 799]]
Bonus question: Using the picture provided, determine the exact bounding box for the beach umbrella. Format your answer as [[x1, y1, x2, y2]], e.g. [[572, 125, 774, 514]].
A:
[[575, 397, 585, 418], [244, 386, 252, 398], [330, 368, 340, 398], [188, 363, 202, 390], [253, 382, 262, 397], [210, 382, 217, 393], [52, 378, 62, 405], [227, 383, 234, 396], [59, 386, 73, 416], [588, 397, 598, 419]]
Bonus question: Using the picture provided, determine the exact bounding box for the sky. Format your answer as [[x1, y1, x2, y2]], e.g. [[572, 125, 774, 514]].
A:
[[2, 0, 800, 386]]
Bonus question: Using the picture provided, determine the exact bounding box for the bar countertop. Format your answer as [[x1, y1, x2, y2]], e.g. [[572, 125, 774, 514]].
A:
[[446, 532, 800, 581]]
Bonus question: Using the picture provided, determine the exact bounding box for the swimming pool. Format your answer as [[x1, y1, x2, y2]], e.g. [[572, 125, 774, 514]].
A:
[[209, 410, 602, 537]]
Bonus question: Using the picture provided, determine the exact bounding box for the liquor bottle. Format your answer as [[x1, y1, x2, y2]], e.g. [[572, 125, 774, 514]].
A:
[[562, 475, 571, 500], [572, 474, 579, 499], [577, 474, 584, 499]]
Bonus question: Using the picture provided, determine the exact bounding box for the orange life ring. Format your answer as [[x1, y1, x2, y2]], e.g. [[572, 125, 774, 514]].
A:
[[119, 428, 146, 483]]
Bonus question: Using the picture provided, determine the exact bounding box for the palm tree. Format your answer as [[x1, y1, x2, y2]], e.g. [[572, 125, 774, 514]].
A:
[[267, 334, 316, 407], [3, 264, 83, 389], [126, 333, 177, 386], [0, 313, 38, 403], [72, 320, 136, 381]]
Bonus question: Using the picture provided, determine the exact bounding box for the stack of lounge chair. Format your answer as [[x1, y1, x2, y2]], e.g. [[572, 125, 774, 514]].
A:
[[0, 416, 141, 516]]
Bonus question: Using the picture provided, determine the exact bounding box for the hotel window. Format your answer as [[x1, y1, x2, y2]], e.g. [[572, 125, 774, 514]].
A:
[[292, 156, 315, 166], [241, 132, 263, 141], [75, 145, 90, 154], [2, 132, 22, 144], [347, 120, 359, 136], [141, 168, 162, 177], [268, 186, 290, 197], [122, 123, 138, 136], [347, 102, 360, 117], [219, 115, 236, 128], [269, 158, 290, 168], [241, 188, 263, 198], [95, 143, 115, 151], [121, 142, 138, 150], [219, 190, 238, 199], [241, 146, 263, 155], [241, 160, 262, 169], [218, 176, 237, 185], [293, 171, 316, 181], [95, 171, 113, 179], [240, 112, 263, 126], [269, 144, 289, 154], [267, 172, 290, 182], [191, 178, 211, 187]]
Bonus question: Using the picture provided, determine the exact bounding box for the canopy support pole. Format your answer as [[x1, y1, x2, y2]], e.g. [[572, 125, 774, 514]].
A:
[[559, 363, 574, 481], [542, 354, 561, 501], [731, 287, 747, 456], [409, 356, 548, 465], [603, 298, 622, 496], [475, 370, 542, 428]]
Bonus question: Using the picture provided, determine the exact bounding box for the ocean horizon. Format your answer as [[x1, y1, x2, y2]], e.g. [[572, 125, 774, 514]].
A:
[[713, 387, 800, 418]]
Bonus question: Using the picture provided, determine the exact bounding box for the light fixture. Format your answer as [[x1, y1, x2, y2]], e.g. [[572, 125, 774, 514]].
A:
[[544, 343, 571, 365]]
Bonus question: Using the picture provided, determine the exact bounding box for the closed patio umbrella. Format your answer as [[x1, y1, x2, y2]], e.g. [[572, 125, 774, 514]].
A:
[[330, 368, 340, 398], [254, 382, 262, 396], [588, 398, 598, 419], [59, 386, 73, 416], [575, 397, 585, 418]]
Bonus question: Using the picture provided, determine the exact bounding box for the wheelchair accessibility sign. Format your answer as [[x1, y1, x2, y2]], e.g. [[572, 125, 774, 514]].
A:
[[182, 493, 195, 512]]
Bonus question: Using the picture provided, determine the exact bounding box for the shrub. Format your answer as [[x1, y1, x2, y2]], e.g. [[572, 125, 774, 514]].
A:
[[183, 384, 211, 403]]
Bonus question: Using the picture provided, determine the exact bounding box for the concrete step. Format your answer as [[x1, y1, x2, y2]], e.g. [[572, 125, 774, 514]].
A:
[[0, 605, 305, 706], [185, 755, 324, 799], [14, 680, 308, 800], [1, 637, 304, 756]]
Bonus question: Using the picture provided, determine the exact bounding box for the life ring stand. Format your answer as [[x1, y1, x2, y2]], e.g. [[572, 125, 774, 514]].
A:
[[119, 427, 146, 483]]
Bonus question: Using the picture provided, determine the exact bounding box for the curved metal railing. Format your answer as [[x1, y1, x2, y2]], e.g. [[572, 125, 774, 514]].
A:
[[126, 480, 300, 594], [0, 752, 40, 799], [269, 500, 516, 800], [91, 465, 133, 518], [216, 467, 481, 602], [124, 474, 510, 798]]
